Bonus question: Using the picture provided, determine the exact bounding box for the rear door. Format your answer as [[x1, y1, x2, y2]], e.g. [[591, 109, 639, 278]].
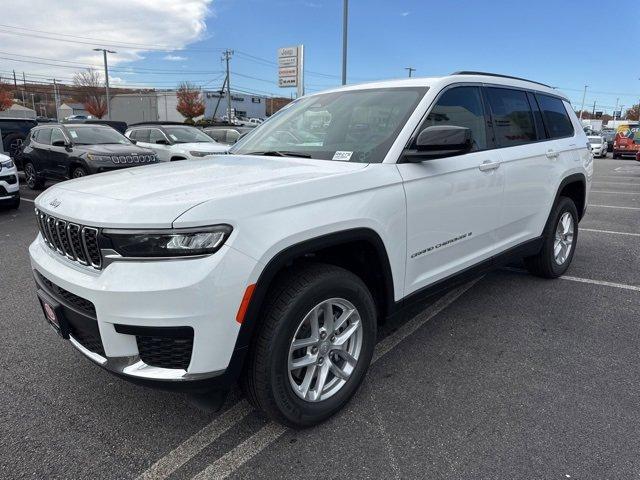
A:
[[48, 127, 70, 179], [31, 128, 52, 175], [148, 128, 172, 161], [398, 85, 505, 295], [484, 86, 552, 249]]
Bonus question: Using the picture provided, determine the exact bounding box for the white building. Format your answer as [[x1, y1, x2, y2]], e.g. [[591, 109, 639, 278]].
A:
[[0, 103, 37, 119], [109, 92, 204, 124], [58, 102, 89, 119]]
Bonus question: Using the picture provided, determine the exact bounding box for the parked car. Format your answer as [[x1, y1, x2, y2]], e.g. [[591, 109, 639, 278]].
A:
[[203, 126, 255, 145], [601, 129, 615, 152], [63, 118, 129, 135], [587, 135, 607, 158], [125, 123, 229, 161], [21, 123, 158, 190], [0, 153, 20, 209], [29, 72, 591, 427], [0, 117, 38, 165], [63, 115, 93, 121]]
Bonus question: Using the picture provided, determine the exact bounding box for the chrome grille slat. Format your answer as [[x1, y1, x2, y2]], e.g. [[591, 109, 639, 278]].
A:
[[34, 209, 101, 270]]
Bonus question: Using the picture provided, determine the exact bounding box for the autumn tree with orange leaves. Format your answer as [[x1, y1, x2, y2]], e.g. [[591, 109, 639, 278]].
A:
[[0, 86, 13, 111], [73, 68, 107, 118], [176, 82, 205, 122]]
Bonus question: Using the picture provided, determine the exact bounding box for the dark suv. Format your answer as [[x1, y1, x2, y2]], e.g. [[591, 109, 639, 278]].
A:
[[0, 118, 38, 164], [21, 123, 158, 190]]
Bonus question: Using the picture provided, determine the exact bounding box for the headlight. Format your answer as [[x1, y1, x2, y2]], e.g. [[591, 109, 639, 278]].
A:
[[102, 225, 232, 258], [0, 159, 15, 170], [189, 151, 214, 157]]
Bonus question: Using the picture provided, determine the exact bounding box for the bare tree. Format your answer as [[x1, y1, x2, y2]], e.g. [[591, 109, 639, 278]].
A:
[[176, 82, 205, 122], [73, 68, 107, 118]]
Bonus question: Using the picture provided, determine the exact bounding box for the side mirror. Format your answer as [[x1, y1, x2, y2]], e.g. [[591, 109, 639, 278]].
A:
[[156, 139, 170, 145], [51, 140, 68, 147], [404, 125, 473, 162]]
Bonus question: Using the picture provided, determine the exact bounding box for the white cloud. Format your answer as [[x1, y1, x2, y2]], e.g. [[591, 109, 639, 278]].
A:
[[0, 0, 212, 85], [164, 54, 188, 61], [401, 11, 410, 16]]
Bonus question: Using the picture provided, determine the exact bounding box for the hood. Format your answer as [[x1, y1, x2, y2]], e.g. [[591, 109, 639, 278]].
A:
[[34, 155, 367, 228], [174, 142, 230, 153], [77, 143, 155, 155]]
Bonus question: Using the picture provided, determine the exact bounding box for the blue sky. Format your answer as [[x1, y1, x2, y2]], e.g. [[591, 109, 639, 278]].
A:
[[3, 0, 639, 114]]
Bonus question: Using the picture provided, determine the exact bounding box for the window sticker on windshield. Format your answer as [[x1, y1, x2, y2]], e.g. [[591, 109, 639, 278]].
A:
[[69, 131, 78, 138], [169, 134, 178, 140], [332, 151, 353, 161]]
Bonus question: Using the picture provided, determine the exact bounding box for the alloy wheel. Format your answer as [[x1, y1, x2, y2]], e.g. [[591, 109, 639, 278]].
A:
[[553, 211, 574, 265], [288, 298, 363, 402], [25, 164, 36, 188]]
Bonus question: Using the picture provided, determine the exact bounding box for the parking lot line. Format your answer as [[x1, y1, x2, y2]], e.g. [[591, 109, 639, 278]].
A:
[[593, 181, 640, 186], [589, 204, 640, 211], [21, 198, 34, 203], [560, 276, 640, 292], [135, 400, 253, 480], [581, 228, 640, 237], [187, 279, 482, 480]]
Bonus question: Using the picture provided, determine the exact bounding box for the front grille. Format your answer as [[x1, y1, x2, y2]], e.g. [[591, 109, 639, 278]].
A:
[[137, 334, 194, 370], [35, 209, 102, 269], [35, 271, 96, 317], [110, 154, 156, 165]]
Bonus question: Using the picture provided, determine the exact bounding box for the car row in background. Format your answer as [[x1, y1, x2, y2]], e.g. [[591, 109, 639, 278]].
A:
[[587, 135, 608, 158], [0, 153, 20, 209], [203, 125, 255, 145], [124, 123, 229, 161], [20, 123, 159, 190]]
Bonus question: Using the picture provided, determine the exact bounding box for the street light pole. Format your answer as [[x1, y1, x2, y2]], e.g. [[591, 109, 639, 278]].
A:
[[579, 85, 588, 120], [405, 67, 416, 78], [93, 48, 116, 119], [341, 0, 348, 85]]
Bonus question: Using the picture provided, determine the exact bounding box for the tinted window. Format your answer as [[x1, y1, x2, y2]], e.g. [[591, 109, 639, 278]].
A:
[[423, 86, 487, 151], [149, 129, 167, 144], [133, 129, 150, 143], [536, 94, 574, 139], [127, 130, 138, 141], [51, 128, 66, 145], [527, 92, 546, 140], [205, 129, 227, 143], [486, 88, 536, 147], [227, 130, 241, 143], [34, 128, 51, 145]]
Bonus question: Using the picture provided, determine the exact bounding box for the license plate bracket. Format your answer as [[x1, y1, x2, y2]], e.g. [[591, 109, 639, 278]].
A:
[[37, 289, 70, 339]]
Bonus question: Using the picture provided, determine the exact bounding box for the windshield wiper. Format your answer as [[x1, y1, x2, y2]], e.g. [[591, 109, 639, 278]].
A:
[[243, 150, 313, 158]]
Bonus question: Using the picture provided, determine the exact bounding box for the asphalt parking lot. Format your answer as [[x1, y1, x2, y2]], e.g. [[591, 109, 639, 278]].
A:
[[1, 155, 639, 480]]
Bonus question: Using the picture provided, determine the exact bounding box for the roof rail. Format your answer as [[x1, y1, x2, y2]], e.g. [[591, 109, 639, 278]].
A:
[[451, 71, 553, 89]]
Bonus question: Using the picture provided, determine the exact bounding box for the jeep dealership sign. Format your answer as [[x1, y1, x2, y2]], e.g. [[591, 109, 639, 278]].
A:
[[278, 45, 304, 96]]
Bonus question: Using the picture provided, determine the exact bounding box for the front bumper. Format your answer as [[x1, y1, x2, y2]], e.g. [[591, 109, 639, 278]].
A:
[[29, 234, 258, 391], [0, 168, 19, 201]]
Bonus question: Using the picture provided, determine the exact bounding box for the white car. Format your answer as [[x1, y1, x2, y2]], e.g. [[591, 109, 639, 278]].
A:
[[0, 153, 20, 209], [30, 72, 592, 427], [125, 124, 229, 161], [587, 135, 607, 158]]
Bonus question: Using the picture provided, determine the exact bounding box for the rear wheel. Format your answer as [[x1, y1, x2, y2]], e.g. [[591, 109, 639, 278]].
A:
[[524, 196, 578, 278], [24, 162, 45, 190], [241, 263, 377, 428]]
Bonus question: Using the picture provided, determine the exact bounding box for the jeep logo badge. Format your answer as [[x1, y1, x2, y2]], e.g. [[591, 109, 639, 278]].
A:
[[49, 199, 61, 208]]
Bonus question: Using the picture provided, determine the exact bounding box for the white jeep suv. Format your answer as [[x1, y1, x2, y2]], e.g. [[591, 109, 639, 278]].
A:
[[30, 72, 592, 427], [0, 153, 20, 209], [125, 124, 229, 161]]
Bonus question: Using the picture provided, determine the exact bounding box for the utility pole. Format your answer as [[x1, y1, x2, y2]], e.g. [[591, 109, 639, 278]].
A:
[[405, 67, 416, 78], [613, 97, 619, 124], [93, 48, 116, 119], [592, 100, 596, 117], [341, 0, 348, 85], [12, 70, 17, 90], [30, 93, 35, 111], [222, 49, 234, 124], [579, 85, 588, 120], [51, 79, 61, 120]]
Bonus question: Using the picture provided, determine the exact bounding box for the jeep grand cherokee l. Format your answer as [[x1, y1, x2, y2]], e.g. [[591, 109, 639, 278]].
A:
[[21, 123, 157, 190], [30, 72, 592, 427]]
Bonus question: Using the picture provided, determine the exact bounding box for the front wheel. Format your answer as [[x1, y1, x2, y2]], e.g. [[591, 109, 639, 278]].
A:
[[524, 196, 578, 278], [24, 162, 45, 190], [72, 166, 87, 178], [241, 263, 377, 428]]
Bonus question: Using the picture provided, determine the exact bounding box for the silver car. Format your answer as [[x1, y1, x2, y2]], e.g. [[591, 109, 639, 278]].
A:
[[587, 135, 607, 158]]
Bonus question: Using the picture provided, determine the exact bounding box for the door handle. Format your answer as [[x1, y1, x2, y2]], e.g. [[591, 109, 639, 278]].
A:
[[478, 160, 500, 172], [546, 149, 559, 159]]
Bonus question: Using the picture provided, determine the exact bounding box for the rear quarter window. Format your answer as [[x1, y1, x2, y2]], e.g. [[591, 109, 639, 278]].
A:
[[535, 94, 574, 139]]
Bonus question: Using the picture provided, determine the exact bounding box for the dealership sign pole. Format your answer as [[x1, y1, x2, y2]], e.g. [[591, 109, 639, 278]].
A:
[[278, 45, 304, 97]]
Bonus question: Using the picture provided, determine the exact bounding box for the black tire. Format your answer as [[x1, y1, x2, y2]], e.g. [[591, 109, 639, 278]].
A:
[[524, 196, 578, 278], [241, 263, 377, 428], [613, 153, 620, 159], [23, 162, 45, 190], [72, 166, 87, 178]]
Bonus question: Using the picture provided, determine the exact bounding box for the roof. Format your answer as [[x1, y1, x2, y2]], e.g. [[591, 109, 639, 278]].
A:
[[309, 72, 568, 102], [60, 103, 86, 110]]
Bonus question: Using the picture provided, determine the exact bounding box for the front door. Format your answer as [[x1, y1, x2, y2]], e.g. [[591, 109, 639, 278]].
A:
[[48, 127, 70, 179], [397, 85, 504, 296]]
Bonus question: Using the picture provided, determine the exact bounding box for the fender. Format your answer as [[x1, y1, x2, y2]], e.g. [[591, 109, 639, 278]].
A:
[[223, 228, 396, 381], [551, 172, 587, 221]]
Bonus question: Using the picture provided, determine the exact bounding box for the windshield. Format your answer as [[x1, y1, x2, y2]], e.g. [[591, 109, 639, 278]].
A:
[[231, 87, 427, 163], [163, 126, 215, 143], [66, 126, 131, 145], [588, 137, 602, 144]]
